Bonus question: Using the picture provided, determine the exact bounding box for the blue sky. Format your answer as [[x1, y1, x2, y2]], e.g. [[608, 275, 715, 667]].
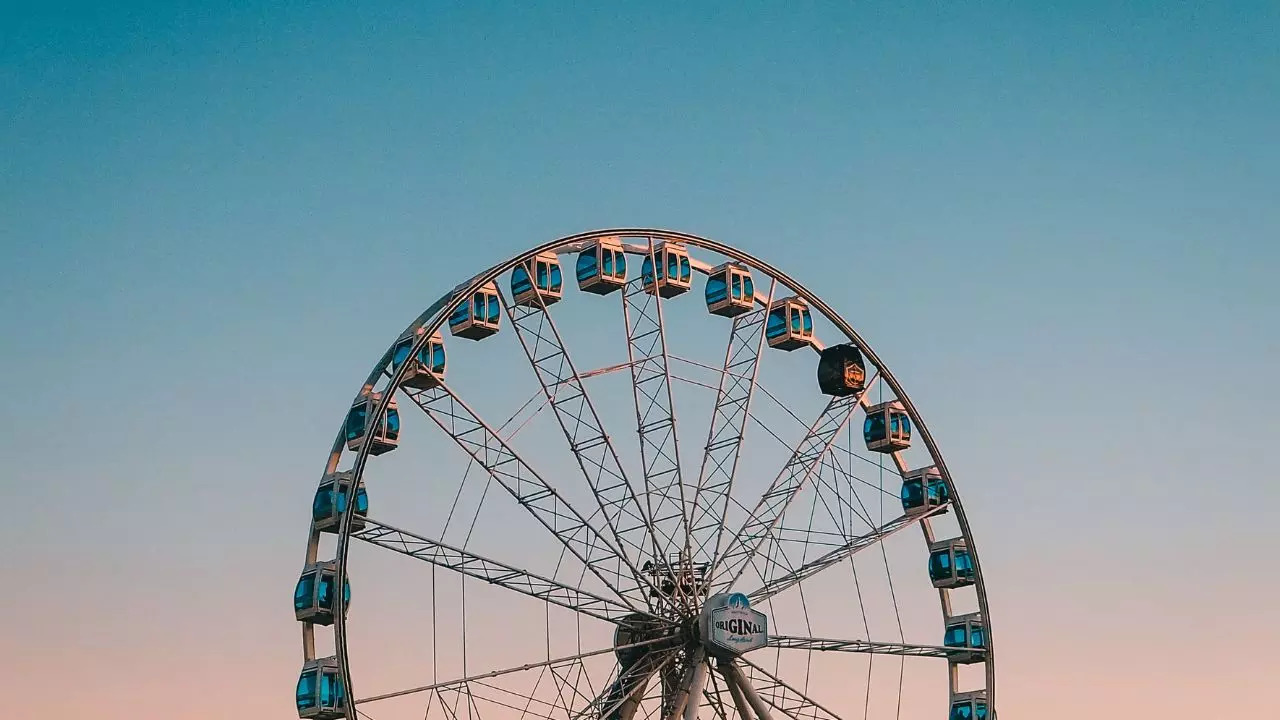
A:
[[2, 2, 1277, 718]]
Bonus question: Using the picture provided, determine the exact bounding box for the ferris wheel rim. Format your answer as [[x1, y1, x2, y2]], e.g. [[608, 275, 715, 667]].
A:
[[305, 227, 996, 720]]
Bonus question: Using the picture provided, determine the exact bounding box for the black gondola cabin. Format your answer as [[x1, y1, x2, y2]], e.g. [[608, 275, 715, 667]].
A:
[[512, 251, 564, 307], [294, 561, 351, 625], [296, 656, 346, 719], [345, 392, 399, 455], [641, 242, 692, 298], [943, 612, 986, 664], [705, 263, 756, 317], [392, 328, 446, 390], [900, 466, 949, 515], [928, 538, 975, 589], [576, 237, 628, 294], [817, 343, 867, 396], [449, 281, 501, 340], [766, 296, 815, 350], [864, 400, 911, 453], [949, 691, 989, 720], [312, 471, 368, 533]]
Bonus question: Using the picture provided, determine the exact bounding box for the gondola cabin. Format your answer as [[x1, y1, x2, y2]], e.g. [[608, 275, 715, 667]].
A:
[[576, 237, 628, 294], [449, 282, 501, 340], [943, 612, 986, 664], [949, 691, 989, 720], [928, 538, 975, 589], [900, 466, 949, 515], [312, 471, 368, 533], [817, 343, 867, 396], [391, 328, 446, 390], [766, 296, 815, 350], [705, 263, 756, 317], [641, 242, 692, 298], [864, 400, 911, 453], [511, 252, 564, 307], [296, 656, 346, 719], [294, 561, 351, 625], [345, 392, 399, 455]]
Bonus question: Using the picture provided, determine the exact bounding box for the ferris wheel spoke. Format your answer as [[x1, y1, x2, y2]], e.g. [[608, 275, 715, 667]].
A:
[[686, 279, 776, 572], [766, 634, 956, 658], [437, 682, 560, 720], [358, 639, 675, 705], [660, 647, 706, 720], [701, 660, 735, 720], [500, 285, 662, 606], [400, 384, 646, 610], [548, 656, 601, 719], [351, 518, 646, 623], [730, 658, 845, 720], [621, 239, 692, 594], [747, 504, 948, 603], [573, 647, 679, 720], [707, 377, 877, 593]]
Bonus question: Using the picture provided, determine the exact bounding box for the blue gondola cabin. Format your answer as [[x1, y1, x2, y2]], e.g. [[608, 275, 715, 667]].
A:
[[391, 328, 446, 390], [943, 612, 986, 664], [297, 656, 346, 719], [705, 263, 756, 317], [345, 392, 399, 455], [449, 281, 501, 340], [900, 466, 949, 515], [641, 241, 692, 298], [864, 400, 911, 453], [766, 297, 815, 350], [928, 538, 975, 589], [313, 471, 368, 533], [294, 561, 351, 626], [577, 236, 628, 294], [512, 251, 564, 307], [949, 691, 988, 720]]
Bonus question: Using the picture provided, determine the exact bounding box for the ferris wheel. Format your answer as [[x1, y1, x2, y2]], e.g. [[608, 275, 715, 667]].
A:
[[294, 229, 995, 720]]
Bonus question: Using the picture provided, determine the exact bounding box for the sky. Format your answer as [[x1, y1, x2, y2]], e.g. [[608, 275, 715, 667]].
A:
[[2, 2, 1278, 719]]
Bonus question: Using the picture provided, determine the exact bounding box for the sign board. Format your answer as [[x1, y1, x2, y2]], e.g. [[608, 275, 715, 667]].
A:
[[700, 592, 767, 658]]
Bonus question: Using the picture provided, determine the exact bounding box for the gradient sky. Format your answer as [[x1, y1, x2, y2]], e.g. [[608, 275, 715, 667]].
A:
[[3, 2, 1278, 719]]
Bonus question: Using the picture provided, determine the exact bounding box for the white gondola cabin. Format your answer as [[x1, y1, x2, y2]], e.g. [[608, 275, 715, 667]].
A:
[[949, 691, 989, 720], [312, 471, 368, 533], [900, 466, 949, 515], [296, 656, 346, 719], [929, 538, 975, 589], [391, 328, 446, 390], [345, 392, 399, 455], [449, 282, 501, 340], [766, 296, 815, 350], [817, 343, 867, 396], [511, 252, 564, 307], [943, 612, 986, 664], [864, 400, 911, 453], [641, 242, 692, 298], [294, 561, 350, 626], [576, 237, 628, 294], [705, 262, 756, 317]]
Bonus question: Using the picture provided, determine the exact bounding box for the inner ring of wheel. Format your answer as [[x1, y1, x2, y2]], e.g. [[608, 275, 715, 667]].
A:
[[319, 227, 995, 716]]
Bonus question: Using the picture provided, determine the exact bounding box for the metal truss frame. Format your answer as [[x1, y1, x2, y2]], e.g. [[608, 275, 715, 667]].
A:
[[501, 283, 662, 607], [351, 517, 645, 623], [401, 382, 647, 611], [620, 238, 692, 601], [686, 279, 776, 571], [307, 228, 998, 720]]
